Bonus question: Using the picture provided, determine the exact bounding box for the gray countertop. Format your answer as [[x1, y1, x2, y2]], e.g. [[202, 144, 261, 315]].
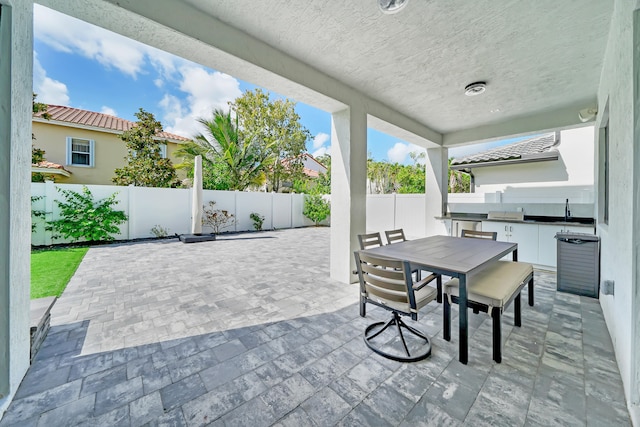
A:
[[436, 214, 595, 227]]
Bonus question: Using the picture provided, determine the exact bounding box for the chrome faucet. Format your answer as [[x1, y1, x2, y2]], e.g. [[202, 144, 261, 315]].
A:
[[564, 199, 571, 221]]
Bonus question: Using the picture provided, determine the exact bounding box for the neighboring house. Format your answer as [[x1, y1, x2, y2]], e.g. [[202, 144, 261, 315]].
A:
[[32, 105, 190, 185], [265, 153, 328, 192], [299, 153, 328, 178], [450, 127, 594, 195]]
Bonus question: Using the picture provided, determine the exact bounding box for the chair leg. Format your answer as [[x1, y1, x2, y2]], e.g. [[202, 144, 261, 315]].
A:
[[528, 277, 534, 306], [364, 313, 431, 362], [443, 296, 451, 341], [395, 315, 411, 357], [492, 308, 502, 363], [514, 293, 522, 327], [360, 296, 366, 318], [436, 275, 442, 304]]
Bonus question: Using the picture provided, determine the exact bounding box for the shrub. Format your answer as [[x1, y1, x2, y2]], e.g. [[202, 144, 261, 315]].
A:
[[250, 212, 265, 231], [202, 201, 235, 234], [150, 225, 169, 238], [31, 196, 46, 233], [303, 195, 330, 226], [46, 186, 128, 242]]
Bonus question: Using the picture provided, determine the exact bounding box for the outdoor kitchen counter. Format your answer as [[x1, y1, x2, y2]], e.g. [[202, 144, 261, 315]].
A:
[[437, 214, 595, 227]]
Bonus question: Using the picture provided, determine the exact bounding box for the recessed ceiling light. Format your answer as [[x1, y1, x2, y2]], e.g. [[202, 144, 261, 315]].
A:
[[378, 0, 409, 14], [464, 82, 487, 96]]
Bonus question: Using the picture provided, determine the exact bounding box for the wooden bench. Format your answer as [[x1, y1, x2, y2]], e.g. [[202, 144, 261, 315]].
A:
[[443, 261, 534, 363]]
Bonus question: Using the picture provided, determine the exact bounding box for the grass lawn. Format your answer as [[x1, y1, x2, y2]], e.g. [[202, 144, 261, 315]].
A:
[[31, 247, 88, 299]]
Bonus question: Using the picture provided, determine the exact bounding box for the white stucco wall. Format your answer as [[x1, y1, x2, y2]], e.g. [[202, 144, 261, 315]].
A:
[[595, 0, 640, 422], [473, 127, 595, 193], [0, 0, 33, 418]]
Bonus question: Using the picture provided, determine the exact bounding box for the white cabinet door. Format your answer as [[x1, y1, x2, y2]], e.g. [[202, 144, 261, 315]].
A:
[[509, 223, 539, 264], [482, 221, 538, 263], [481, 221, 509, 242], [537, 225, 562, 267]]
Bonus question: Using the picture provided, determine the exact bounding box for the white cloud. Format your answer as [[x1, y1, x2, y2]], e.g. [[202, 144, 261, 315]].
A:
[[312, 132, 329, 149], [387, 142, 426, 164], [159, 66, 242, 138], [33, 4, 184, 80], [312, 145, 331, 158], [100, 106, 117, 116], [33, 53, 70, 105]]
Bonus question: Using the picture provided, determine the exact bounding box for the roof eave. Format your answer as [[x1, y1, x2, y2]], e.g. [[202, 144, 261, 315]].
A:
[[450, 151, 559, 170], [31, 166, 72, 177]]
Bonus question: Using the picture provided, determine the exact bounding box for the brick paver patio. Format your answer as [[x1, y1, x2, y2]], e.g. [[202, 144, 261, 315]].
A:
[[0, 227, 631, 426]]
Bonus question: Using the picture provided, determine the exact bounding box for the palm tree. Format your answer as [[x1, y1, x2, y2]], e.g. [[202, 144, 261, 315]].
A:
[[194, 109, 272, 191]]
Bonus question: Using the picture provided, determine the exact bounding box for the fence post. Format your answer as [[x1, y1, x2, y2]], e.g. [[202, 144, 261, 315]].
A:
[[393, 192, 397, 230], [234, 190, 238, 232], [44, 180, 55, 246], [290, 193, 294, 229], [271, 192, 275, 230], [127, 185, 135, 240]]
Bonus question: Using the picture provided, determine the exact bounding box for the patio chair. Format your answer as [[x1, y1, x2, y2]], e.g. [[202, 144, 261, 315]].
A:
[[354, 251, 437, 362], [384, 228, 443, 303], [358, 232, 384, 250], [460, 229, 498, 240]]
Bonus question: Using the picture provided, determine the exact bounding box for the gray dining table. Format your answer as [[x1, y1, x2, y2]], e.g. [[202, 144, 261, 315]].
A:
[[359, 234, 517, 364]]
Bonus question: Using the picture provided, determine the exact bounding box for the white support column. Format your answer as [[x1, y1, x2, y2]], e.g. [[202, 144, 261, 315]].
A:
[[425, 147, 448, 236], [0, 0, 33, 416], [330, 106, 367, 284]]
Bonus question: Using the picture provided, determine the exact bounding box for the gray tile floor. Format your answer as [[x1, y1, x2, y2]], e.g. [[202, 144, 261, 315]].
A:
[[0, 227, 631, 426]]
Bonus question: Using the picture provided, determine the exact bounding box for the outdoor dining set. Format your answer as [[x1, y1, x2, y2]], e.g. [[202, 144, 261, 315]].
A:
[[354, 228, 534, 365]]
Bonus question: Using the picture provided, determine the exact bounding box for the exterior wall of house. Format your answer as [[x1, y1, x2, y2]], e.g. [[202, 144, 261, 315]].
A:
[[302, 156, 327, 174], [32, 121, 184, 185], [0, 0, 32, 417], [595, 0, 640, 421], [472, 126, 595, 193]]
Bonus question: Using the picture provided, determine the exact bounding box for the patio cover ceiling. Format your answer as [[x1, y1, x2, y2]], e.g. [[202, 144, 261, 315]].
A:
[[39, 0, 613, 146]]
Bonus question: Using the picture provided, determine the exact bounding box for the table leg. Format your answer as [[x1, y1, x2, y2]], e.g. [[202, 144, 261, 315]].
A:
[[513, 249, 518, 262], [459, 274, 468, 365]]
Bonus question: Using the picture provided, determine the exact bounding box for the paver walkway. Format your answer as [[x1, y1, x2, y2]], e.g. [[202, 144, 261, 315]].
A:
[[0, 227, 631, 426]]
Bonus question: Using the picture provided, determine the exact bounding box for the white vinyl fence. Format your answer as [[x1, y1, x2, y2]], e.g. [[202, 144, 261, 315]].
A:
[[31, 182, 319, 246], [365, 194, 427, 240]]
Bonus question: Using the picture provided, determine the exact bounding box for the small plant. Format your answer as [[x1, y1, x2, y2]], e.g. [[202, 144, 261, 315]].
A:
[[46, 186, 128, 242], [303, 194, 331, 226], [150, 224, 169, 238], [250, 212, 265, 231], [202, 201, 235, 234]]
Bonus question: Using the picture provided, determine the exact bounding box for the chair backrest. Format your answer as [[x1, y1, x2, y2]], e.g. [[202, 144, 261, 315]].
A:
[[461, 229, 497, 240], [358, 232, 384, 250], [385, 229, 406, 245], [354, 252, 416, 311]]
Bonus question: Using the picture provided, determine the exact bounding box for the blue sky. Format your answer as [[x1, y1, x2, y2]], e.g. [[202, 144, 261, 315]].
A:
[[33, 5, 504, 164]]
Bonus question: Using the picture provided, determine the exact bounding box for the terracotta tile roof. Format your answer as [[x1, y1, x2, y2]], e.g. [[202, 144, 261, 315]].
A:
[[33, 160, 68, 170], [451, 133, 558, 167], [303, 168, 320, 178], [34, 105, 190, 142]]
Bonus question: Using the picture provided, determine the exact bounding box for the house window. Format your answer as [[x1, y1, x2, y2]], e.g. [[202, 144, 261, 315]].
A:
[[66, 137, 95, 167], [159, 144, 167, 159]]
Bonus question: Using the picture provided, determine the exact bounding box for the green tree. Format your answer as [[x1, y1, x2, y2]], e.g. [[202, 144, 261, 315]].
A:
[[193, 109, 268, 191], [303, 194, 331, 225], [448, 158, 471, 193], [397, 163, 425, 193], [32, 94, 50, 182], [113, 109, 179, 188], [233, 89, 310, 192], [313, 155, 331, 194], [173, 141, 234, 190]]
